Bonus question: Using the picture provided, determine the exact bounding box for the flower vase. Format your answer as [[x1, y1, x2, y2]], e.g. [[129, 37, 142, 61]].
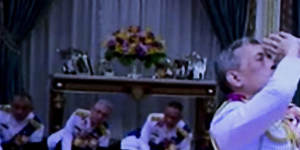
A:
[[127, 60, 141, 79]]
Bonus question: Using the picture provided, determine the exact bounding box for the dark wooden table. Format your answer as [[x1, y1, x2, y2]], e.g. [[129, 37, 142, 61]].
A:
[[49, 73, 217, 149]]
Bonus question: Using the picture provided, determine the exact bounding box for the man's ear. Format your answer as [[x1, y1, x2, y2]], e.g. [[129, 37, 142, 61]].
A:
[[226, 70, 243, 88]]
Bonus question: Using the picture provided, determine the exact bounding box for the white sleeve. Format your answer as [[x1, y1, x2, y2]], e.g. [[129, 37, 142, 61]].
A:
[[139, 115, 152, 150], [47, 130, 65, 150], [210, 56, 300, 150], [64, 113, 78, 135], [60, 113, 78, 150], [98, 130, 110, 147], [0, 113, 4, 144], [29, 124, 44, 142], [0, 112, 6, 150], [47, 112, 79, 150], [61, 132, 73, 150], [178, 133, 192, 150]]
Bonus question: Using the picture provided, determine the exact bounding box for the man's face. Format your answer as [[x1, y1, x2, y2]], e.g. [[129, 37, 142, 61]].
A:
[[90, 103, 111, 125], [12, 97, 32, 122], [235, 44, 275, 95], [163, 106, 181, 129]]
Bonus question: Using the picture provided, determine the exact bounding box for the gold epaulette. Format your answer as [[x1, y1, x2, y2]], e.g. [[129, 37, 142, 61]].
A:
[[74, 109, 90, 119], [97, 124, 108, 136], [0, 105, 11, 113], [167, 144, 176, 150], [176, 127, 188, 138], [210, 135, 220, 150], [29, 119, 42, 129], [151, 116, 163, 122], [265, 121, 297, 144]]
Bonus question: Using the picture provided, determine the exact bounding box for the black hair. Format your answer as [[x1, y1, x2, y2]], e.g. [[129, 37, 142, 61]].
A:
[[13, 92, 32, 103], [167, 101, 183, 112]]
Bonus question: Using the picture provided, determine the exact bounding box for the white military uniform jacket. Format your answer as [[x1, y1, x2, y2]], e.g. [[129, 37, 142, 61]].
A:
[[47, 108, 110, 150], [210, 56, 300, 150], [122, 113, 192, 150], [0, 105, 44, 147]]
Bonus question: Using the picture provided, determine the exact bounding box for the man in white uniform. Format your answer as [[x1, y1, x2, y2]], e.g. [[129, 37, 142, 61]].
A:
[[121, 101, 192, 150], [210, 32, 300, 150], [47, 99, 112, 150], [0, 93, 44, 150]]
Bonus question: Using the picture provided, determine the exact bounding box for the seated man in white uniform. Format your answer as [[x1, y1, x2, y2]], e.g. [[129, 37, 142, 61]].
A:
[[0, 93, 45, 150], [121, 101, 192, 150], [210, 32, 300, 150], [47, 99, 112, 150]]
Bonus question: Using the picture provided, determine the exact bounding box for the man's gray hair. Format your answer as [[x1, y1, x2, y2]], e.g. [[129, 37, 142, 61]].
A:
[[95, 99, 113, 112], [215, 37, 261, 94]]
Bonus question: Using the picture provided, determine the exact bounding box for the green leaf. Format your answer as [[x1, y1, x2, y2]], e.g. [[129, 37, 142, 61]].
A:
[[105, 51, 114, 60], [118, 56, 134, 66]]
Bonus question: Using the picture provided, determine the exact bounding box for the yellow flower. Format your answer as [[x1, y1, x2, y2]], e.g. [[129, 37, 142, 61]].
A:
[[115, 44, 123, 54], [145, 38, 153, 44], [129, 43, 137, 52], [148, 48, 158, 54], [129, 48, 136, 54], [128, 26, 140, 33], [129, 35, 139, 44], [104, 26, 166, 66], [116, 31, 128, 40]]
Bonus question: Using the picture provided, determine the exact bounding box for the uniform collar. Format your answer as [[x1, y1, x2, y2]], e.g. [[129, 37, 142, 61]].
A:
[[11, 112, 34, 124], [227, 93, 247, 102]]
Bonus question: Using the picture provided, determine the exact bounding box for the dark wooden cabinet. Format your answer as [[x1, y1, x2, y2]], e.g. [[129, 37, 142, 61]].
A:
[[49, 73, 217, 149]]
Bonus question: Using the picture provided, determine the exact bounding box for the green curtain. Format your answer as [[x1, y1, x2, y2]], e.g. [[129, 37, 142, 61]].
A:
[[292, 83, 300, 106], [293, 0, 300, 37], [0, 0, 53, 103], [292, 0, 300, 106], [201, 0, 249, 49]]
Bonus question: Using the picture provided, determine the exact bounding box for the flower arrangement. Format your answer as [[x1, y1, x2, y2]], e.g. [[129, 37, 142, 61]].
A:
[[104, 26, 166, 68]]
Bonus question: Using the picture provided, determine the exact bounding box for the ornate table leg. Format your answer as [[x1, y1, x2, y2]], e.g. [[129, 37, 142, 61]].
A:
[[195, 97, 215, 150], [49, 90, 65, 133]]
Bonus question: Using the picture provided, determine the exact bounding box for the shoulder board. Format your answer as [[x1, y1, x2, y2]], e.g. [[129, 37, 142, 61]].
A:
[[29, 119, 42, 129], [97, 123, 108, 130], [182, 124, 191, 133], [29, 115, 42, 129], [150, 115, 163, 122], [151, 116, 162, 122], [265, 121, 296, 143], [95, 123, 109, 136], [0, 105, 11, 113], [33, 115, 41, 123], [102, 122, 109, 129], [176, 127, 188, 138], [74, 109, 90, 119]]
